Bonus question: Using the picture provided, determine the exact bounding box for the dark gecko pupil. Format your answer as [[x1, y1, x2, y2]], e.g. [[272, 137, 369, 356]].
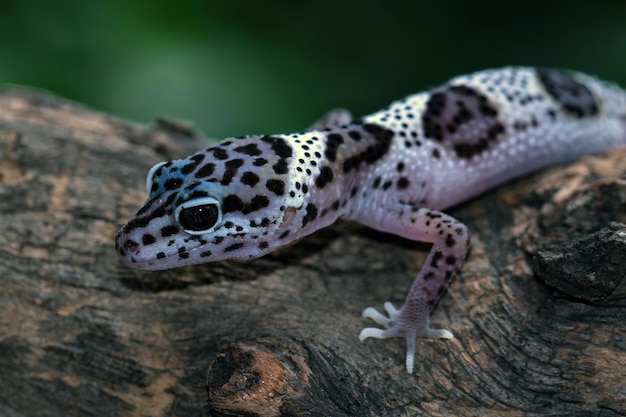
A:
[[178, 204, 219, 232]]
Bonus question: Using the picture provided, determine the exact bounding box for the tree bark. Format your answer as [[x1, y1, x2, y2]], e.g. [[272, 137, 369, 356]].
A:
[[0, 87, 624, 417]]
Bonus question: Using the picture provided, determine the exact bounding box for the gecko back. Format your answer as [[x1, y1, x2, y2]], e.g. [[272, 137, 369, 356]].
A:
[[354, 67, 626, 213]]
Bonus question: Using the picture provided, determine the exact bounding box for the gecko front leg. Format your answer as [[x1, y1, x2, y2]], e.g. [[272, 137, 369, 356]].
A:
[[358, 208, 469, 373]]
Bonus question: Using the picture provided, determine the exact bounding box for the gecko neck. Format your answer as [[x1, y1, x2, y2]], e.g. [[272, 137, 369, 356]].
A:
[[279, 121, 396, 243]]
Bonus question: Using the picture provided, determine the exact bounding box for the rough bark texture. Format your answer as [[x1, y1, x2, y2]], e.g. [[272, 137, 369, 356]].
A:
[[0, 87, 625, 417]]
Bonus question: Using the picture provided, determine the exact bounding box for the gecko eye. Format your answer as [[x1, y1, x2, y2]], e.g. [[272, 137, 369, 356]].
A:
[[146, 161, 168, 194], [175, 197, 222, 234]]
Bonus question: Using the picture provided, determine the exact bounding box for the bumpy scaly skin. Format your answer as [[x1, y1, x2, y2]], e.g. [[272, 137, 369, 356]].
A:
[[116, 67, 626, 373]]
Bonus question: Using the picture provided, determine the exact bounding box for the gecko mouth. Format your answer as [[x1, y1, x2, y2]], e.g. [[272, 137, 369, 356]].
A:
[[117, 249, 172, 270]]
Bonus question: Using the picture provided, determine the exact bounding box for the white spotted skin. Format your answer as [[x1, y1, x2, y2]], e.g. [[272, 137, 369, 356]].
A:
[[356, 68, 626, 213], [116, 67, 626, 373]]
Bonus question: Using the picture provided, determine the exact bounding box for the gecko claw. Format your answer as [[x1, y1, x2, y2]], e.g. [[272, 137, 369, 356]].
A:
[[359, 301, 453, 373]]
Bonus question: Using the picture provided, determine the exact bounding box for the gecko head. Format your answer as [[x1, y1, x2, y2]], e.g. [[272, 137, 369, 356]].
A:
[[115, 136, 303, 270]]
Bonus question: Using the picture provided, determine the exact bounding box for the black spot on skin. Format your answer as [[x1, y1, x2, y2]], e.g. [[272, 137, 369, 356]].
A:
[[342, 123, 394, 173], [315, 166, 334, 189], [187, 189, 210, 201], [348, 130, 362, 141], [422, 286, 433, 298], [547, 109, 558, 120], [331, 200, 340, 211], [221, 159, 245, 186], [279, 230, 290, 239], [200, 250, 212, 257], [136, 195, 160, 217], [124, 194, 177, 233], [273, 159, 289, 174], [181, 154, 205, 175], [302, 184, 308, 194], [350, 186, 357, 197], [212, 147, 229, 160], [266, 179, 285, 196], [178, 247, 189, 259], [396, 162, 405, 172], [261, 136, 292, 159], [537, 68, 599, 118], [224, 242, 244, 252], [243, 195, 270, 214], [164, 177, 183, 191], [397, 177, 410, 190], [513, 120, 528, 132], [142, 234, 156, 245], [325, 133, 344, 162], [161, 225, 179, 237], [302, 203, 318, 227], [195, 162, 215, 179], [234, 143, 262, 156], [253, 158, 268, 167], [446, 256, 457, 265], [445, 234, 456, 247], [382, 180, 392, 190], [174, 187, 210, 207], [422, 84, 504, 158], [430, 251, 443, 268], [424, 272, 435, 281], [258, 242, 269, 250], [241, 171, 260, 187], [373, 177, 381, 189], [432, 149, 441, 159], [156, 252, 166, 259], [149, 165, 165, 183], [223, 195, 244, 213]]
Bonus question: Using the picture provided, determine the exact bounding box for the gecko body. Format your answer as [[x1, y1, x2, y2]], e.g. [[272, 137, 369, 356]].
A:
[[116, 67, 626, 373]]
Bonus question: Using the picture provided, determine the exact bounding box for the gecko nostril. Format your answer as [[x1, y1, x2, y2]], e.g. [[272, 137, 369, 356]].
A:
[[124, 240, 140, 253]]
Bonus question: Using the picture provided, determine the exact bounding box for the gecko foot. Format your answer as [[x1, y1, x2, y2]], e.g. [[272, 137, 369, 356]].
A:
[[358, 301, 453, 373]]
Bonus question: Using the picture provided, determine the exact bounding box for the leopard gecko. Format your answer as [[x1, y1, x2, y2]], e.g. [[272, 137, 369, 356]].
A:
[[115, 67, 626, 373]]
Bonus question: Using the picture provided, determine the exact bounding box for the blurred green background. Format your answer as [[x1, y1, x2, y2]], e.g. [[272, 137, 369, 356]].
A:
[[1, 0, 625, 139]]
